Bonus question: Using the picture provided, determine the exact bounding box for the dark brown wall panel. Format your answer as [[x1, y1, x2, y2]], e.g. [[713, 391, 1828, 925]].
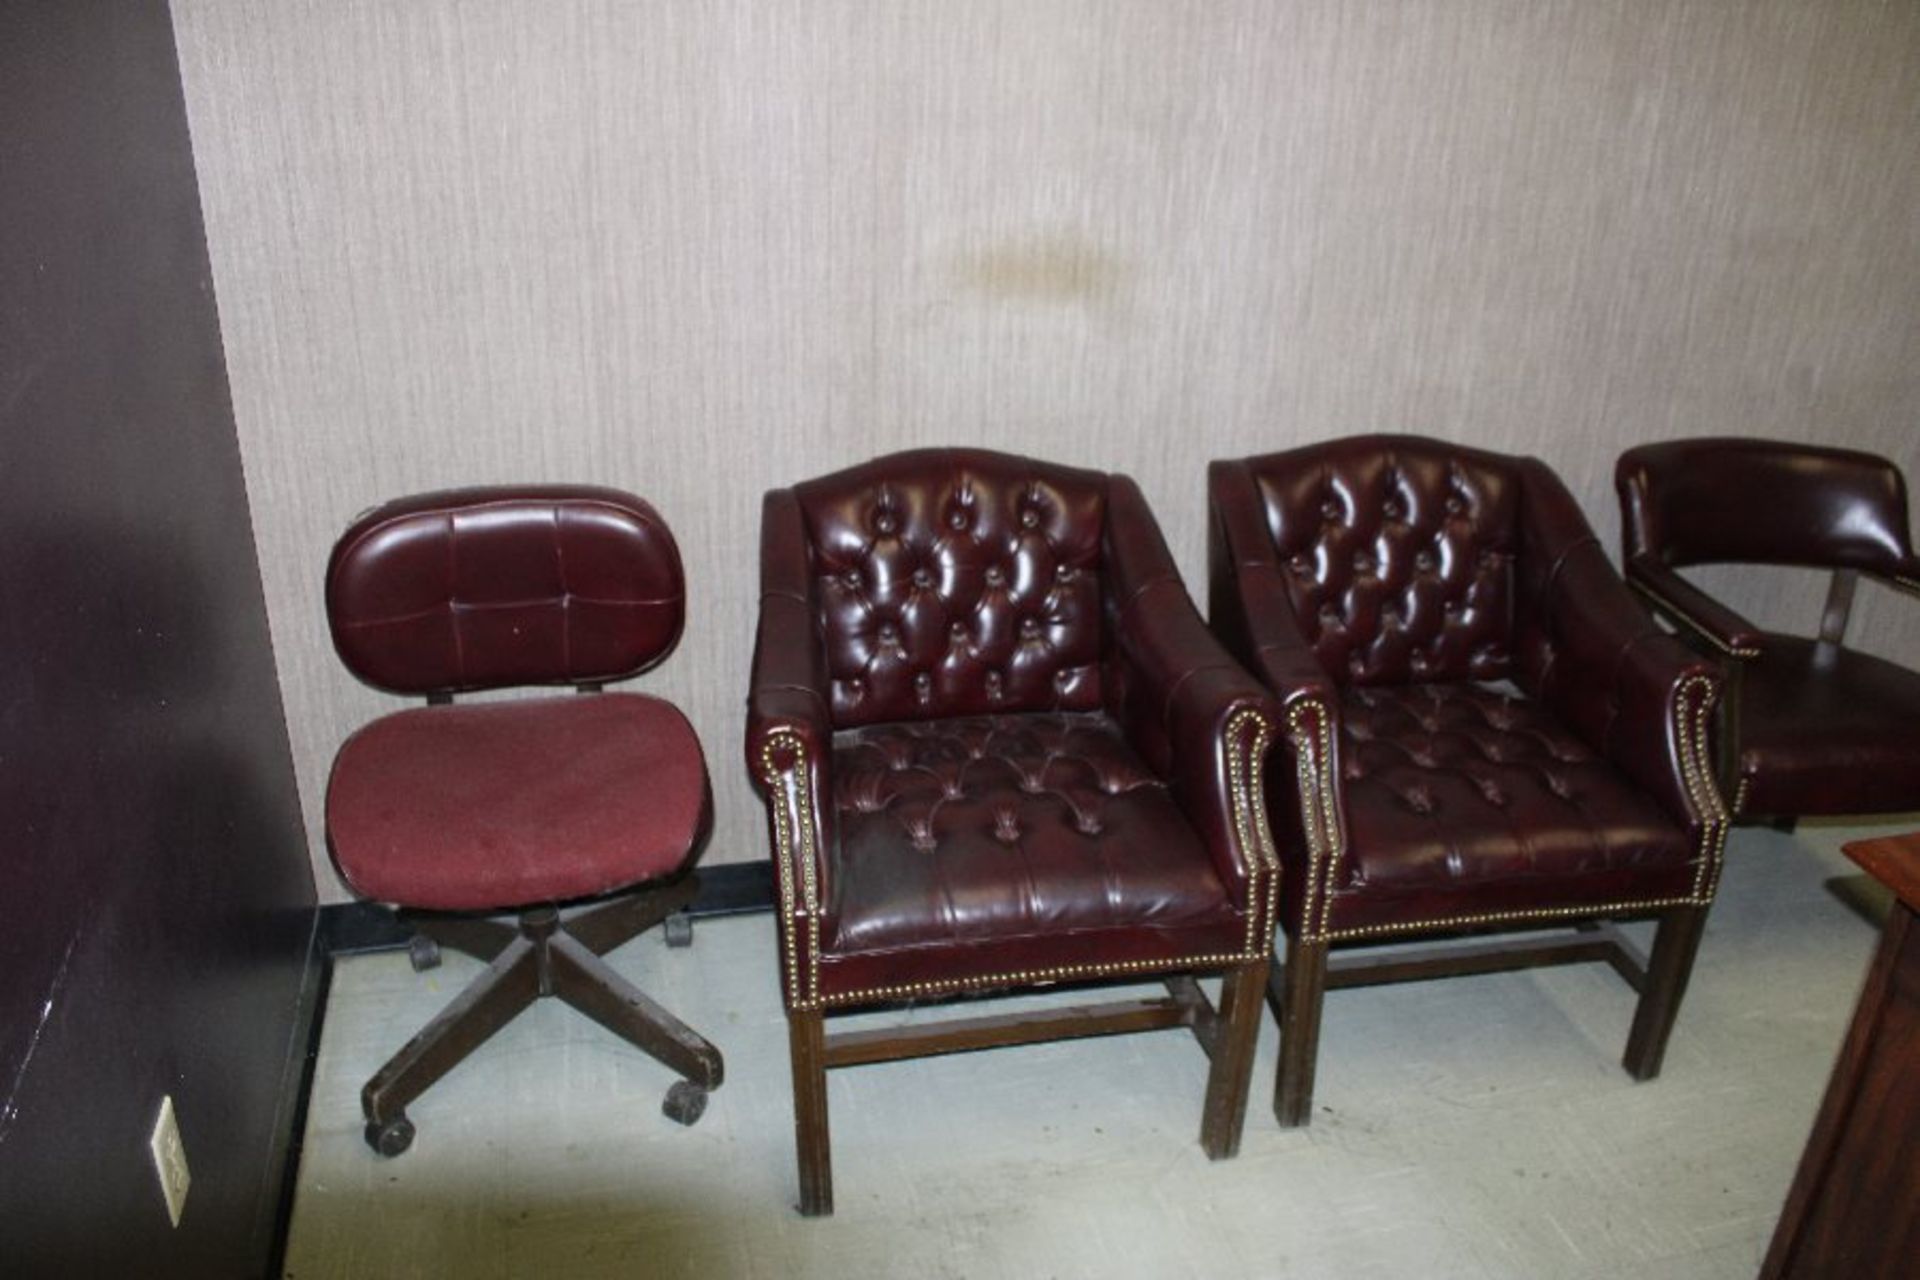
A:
[[0, 1, 318, 1274]]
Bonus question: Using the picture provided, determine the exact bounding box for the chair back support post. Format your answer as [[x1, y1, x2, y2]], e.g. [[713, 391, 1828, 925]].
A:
[[1816, 568, 1858, 662]]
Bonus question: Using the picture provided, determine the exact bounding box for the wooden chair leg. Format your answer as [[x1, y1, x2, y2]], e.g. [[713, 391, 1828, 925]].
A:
[[788, 1008, 832, 1217], [1623, 904, 1710, 1081], [1199, 958, 1268, 1159], [1273, 935, 1328, 1128]]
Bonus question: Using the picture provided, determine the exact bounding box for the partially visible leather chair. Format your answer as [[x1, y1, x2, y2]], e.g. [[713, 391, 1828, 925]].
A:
[[325, 486, 723, 1155], [1210, 436, 1728, 1126], [1617, 438, 1920, 824], [748, 448, 1281, 1216]]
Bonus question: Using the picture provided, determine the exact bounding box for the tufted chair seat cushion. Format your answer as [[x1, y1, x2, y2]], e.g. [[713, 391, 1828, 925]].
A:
[[815, 712, 1245, 1001], [1735, 635, 1920, 817], [1327, 683, 1695, 931]]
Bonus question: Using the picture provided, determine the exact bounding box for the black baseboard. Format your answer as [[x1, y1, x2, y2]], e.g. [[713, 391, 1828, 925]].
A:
[[318, 860, 775, 955]]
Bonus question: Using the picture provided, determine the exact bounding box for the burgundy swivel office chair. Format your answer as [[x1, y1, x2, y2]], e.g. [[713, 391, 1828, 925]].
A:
[[325, 486, 722, 1155]]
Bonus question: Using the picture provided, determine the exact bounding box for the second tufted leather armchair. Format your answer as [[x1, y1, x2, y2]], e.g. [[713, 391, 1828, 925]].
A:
[[1210, 436, 1728, 1126], [1617, 438, 1920, 825], [748, 448, 1281, 1216]]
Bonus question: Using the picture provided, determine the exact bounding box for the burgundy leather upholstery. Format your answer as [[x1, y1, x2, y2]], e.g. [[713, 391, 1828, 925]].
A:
[[1330, 684, 1694, 932], [1618, 438, 1919, 576], [750, 449, 1280, 1010], [1212, 436, 1724, 941], [1618, 438, 1920, 817], [328, 486, 685, 696], [791, 452, 1107, 726], [1246, 442, 1519, 686], [328, 693, 709, 911], [325, 486, 708, 912], [1734, 639, 1920, 817]]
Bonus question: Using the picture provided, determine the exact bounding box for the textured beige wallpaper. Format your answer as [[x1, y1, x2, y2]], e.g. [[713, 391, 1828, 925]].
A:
[[171, 1, 1920, 901]]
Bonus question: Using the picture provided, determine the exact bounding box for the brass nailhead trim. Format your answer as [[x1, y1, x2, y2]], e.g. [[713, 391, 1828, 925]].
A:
[[759, 730, 823, 1008], [1628, 580, 1760, 659], [1284, 698, 1343, 943], [1732, 775, 1751, 817], [760, 707, 1279, 1012], [1321, 896, 1705, 942], [815, 952, 1256, 1009]]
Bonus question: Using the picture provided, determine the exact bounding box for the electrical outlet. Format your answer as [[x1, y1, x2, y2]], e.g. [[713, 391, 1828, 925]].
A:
[[149, 1095, 190, 1228]]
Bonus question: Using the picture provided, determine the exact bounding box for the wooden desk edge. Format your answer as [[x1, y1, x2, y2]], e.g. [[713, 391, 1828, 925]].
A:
[[1841, 831, 1920, 914]]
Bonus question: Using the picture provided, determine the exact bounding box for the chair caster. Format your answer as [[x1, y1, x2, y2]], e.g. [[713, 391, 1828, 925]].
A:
[[365, 1114, 416, 1157], [408, 934, 441, 972], [664, 912, 693, 948], [662, 1080, 707, 1126]]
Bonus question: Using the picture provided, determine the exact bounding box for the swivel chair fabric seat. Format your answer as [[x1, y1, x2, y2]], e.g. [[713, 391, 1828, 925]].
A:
[[325, 486, 723, 1155]]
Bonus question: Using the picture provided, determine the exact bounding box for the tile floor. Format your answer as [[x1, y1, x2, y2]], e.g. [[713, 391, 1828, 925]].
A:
[[282, 819, 1903, 1279]]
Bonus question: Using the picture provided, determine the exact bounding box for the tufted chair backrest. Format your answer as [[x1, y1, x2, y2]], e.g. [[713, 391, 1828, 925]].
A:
[[791, 449, 1109, 727], [1617, 437, 1916, 573], [327, 486, 685, 696], [1240, 437, 1523, 688]]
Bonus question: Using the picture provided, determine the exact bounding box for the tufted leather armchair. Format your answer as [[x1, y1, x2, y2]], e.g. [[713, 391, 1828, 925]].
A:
[[1618, 438, 1920, 825], [748, 449, 1281, 1215], [1209, 436, 1728, 1126]]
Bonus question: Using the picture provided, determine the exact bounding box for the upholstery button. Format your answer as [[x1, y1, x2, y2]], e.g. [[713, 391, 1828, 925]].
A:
[[1321, 498, 1342, 520], [986, 671, 1004, 698], [1056, 564, 1073, 582], [1415, 550, 1435, 571], [1383, 500, 1403, 520], [843, 570, 862, 589], [1319, 604, 1340, 624], [1444, 599, 1462, 614], [1353, 552, 1374, 574], [879, 624, 899, 644], [1290, 554, 1313, 574], [1021, 617, 1040, 637], [1020, 508, 1039, 529], [913, 672, 932, 700], [950, 621, 968, 640], [948, 509, 968, 530], [876, 512, 898, 534], [913, 568, 933, 588], [985, 566, 1005, 586], [1445, 497, 1464, 516]]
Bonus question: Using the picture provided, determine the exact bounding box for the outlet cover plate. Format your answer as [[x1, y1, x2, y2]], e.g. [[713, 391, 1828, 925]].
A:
[[149, 1095, 190, 1228]]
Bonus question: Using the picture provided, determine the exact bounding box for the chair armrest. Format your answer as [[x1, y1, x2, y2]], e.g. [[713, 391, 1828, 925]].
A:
[[1623, 556, 1764, 660], [1206, 459, 1348, 940], [1103, 476, 1282, 941], [1520, 462, 1729, 864], [746, 489, 835, 1009], [1869, 559, 1920, 601]]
